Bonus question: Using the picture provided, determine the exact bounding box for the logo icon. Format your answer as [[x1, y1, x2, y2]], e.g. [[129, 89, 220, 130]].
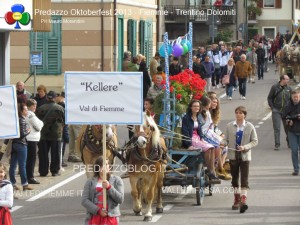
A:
[[5, 4, 31, 29]]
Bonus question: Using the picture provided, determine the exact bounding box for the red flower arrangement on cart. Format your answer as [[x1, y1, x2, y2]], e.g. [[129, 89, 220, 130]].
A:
[[153, 69, 206, 116], [163, 69, 206, 105]]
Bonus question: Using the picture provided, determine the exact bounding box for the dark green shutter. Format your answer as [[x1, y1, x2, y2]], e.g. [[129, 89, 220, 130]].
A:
[[127, 19, 137, 57], [30, 15, 62, 75], [139, 20, 145, 55], [118, 16, 124, 71]]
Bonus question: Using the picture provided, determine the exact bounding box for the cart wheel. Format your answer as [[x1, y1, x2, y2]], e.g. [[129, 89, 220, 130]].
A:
[[196, 187, 205, 205], [196, 163, 205, 205], [209, 184, 213, 196]]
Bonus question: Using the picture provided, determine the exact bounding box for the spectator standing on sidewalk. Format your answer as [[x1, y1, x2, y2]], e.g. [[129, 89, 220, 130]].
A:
[[34, 85, 47, 108], [221, 58, 235, 100], [16, 81, 32, 100], [263, 41, 270, 72], [25, 99, 44, 184], [256, 43, 265, 80], [36, 91, 65, 177], [267, 75, 292, 150], [150, 52, 160, 79], [246, 47, 257, 83], [201, 55, 214, 92], [225, 106, 258, 213], [282, 90, 300, 175], [9, 103, 33, 191], [234, 54, 252, 100]]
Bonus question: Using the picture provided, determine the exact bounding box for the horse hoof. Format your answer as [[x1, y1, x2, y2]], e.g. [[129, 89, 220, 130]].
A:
[[134, 211, 142, 216], [143, 216, 152, 222], [156, 208, 163, 214]]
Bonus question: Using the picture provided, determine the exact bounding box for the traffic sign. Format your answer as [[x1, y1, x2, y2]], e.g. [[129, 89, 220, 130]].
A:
[[238, 23, 247, 34], [30, 51, 42, 66], [209, 25, 218, 37]]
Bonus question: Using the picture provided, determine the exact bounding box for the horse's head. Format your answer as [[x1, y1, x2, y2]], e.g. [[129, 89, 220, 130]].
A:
[[134, 111, 160, 149]]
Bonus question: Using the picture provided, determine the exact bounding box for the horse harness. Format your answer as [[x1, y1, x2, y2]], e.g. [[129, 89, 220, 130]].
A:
[[81, 125, 117, 156], [126, 132, 166, 164]]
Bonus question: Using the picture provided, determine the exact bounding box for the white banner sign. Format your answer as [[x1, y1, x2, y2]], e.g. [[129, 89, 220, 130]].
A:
[[65, 72, 143, 125], [0, 0, 33, 31], [0, 86, 20, 139]]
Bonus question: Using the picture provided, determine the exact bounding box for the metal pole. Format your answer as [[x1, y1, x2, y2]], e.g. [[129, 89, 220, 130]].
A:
[[185, 0, 188, 34], [245, 0, 248, 44], [164, 32, 171, 131], [212, 5, 215, 44], [188, 22, 193, 70], [102, 125, 107, 210], [34, 32, 37, 97]]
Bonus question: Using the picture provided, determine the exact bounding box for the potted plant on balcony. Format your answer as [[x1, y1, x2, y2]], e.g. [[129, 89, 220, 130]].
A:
[[247, 1, 262, 19]]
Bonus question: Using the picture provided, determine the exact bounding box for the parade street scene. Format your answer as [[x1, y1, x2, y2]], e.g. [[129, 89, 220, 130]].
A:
[[0, 1, 300, 225]]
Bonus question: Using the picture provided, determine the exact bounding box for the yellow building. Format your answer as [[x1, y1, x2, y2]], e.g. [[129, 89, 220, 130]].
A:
[[10, 0, 158, 93]]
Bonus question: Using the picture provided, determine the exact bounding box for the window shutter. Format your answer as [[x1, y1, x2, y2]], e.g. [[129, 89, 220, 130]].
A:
[[139, 20, 145, 55], [132, 20, 137, 56], [127, 19, 137, 57], [127, 19, 133, 54], [275, 0, 282, 8], [257, 0, 263, 8], [30, 16, 61, 75]]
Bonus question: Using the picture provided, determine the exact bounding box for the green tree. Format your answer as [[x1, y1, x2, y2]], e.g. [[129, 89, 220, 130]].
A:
[[207, 30, 233, 44]]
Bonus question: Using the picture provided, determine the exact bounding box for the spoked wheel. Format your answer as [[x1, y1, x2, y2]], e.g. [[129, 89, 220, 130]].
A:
[[209, 184, 213, 196], [196, 163, 205, 205]]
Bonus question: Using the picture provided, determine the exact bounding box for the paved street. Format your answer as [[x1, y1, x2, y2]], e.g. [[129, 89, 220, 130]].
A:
[[10, 64, 300, 225]]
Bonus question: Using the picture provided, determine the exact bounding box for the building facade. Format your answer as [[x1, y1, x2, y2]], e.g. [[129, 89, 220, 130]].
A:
[[163, 0, 245, 48], [9, 0, 158, 92], [248, 0, 300, 39]]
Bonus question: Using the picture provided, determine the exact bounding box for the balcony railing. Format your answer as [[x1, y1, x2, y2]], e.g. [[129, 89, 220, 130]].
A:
[[164, 5, 236, 24], [248, 12, 257, 23]]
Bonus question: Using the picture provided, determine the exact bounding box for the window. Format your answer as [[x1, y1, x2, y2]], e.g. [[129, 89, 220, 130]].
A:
[[297, 0, 300, 9], [264, 0, 275, 8], [263, 27, 276, 39], [30, 16, 62, 75], [127, 19, 137, 57]]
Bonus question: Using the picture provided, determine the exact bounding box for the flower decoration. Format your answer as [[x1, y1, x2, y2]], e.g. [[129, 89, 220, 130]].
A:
[[5, 4, 31, 29], [169, 69, 206, 105], [153, 69, 206, 116]]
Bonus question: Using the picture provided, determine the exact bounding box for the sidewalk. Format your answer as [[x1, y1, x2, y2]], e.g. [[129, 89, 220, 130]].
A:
[[0, 143, 81, 199]]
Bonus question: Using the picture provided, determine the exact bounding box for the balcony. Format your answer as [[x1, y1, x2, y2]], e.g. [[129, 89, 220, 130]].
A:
[[248, 12, 258, 24], [164, 4, 236, 24]]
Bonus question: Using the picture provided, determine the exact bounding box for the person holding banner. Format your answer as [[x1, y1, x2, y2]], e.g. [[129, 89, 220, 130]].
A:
[[82, 156, 124, 225], [225, 106, 258, 213]]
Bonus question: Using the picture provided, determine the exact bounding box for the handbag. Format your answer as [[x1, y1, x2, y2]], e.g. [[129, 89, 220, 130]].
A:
[[222, 74, 230, 84], [0, 207, 13, 225]]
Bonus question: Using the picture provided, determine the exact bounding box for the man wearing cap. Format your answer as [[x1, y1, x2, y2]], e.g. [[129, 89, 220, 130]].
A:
[[36, 91, 65, 177]]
